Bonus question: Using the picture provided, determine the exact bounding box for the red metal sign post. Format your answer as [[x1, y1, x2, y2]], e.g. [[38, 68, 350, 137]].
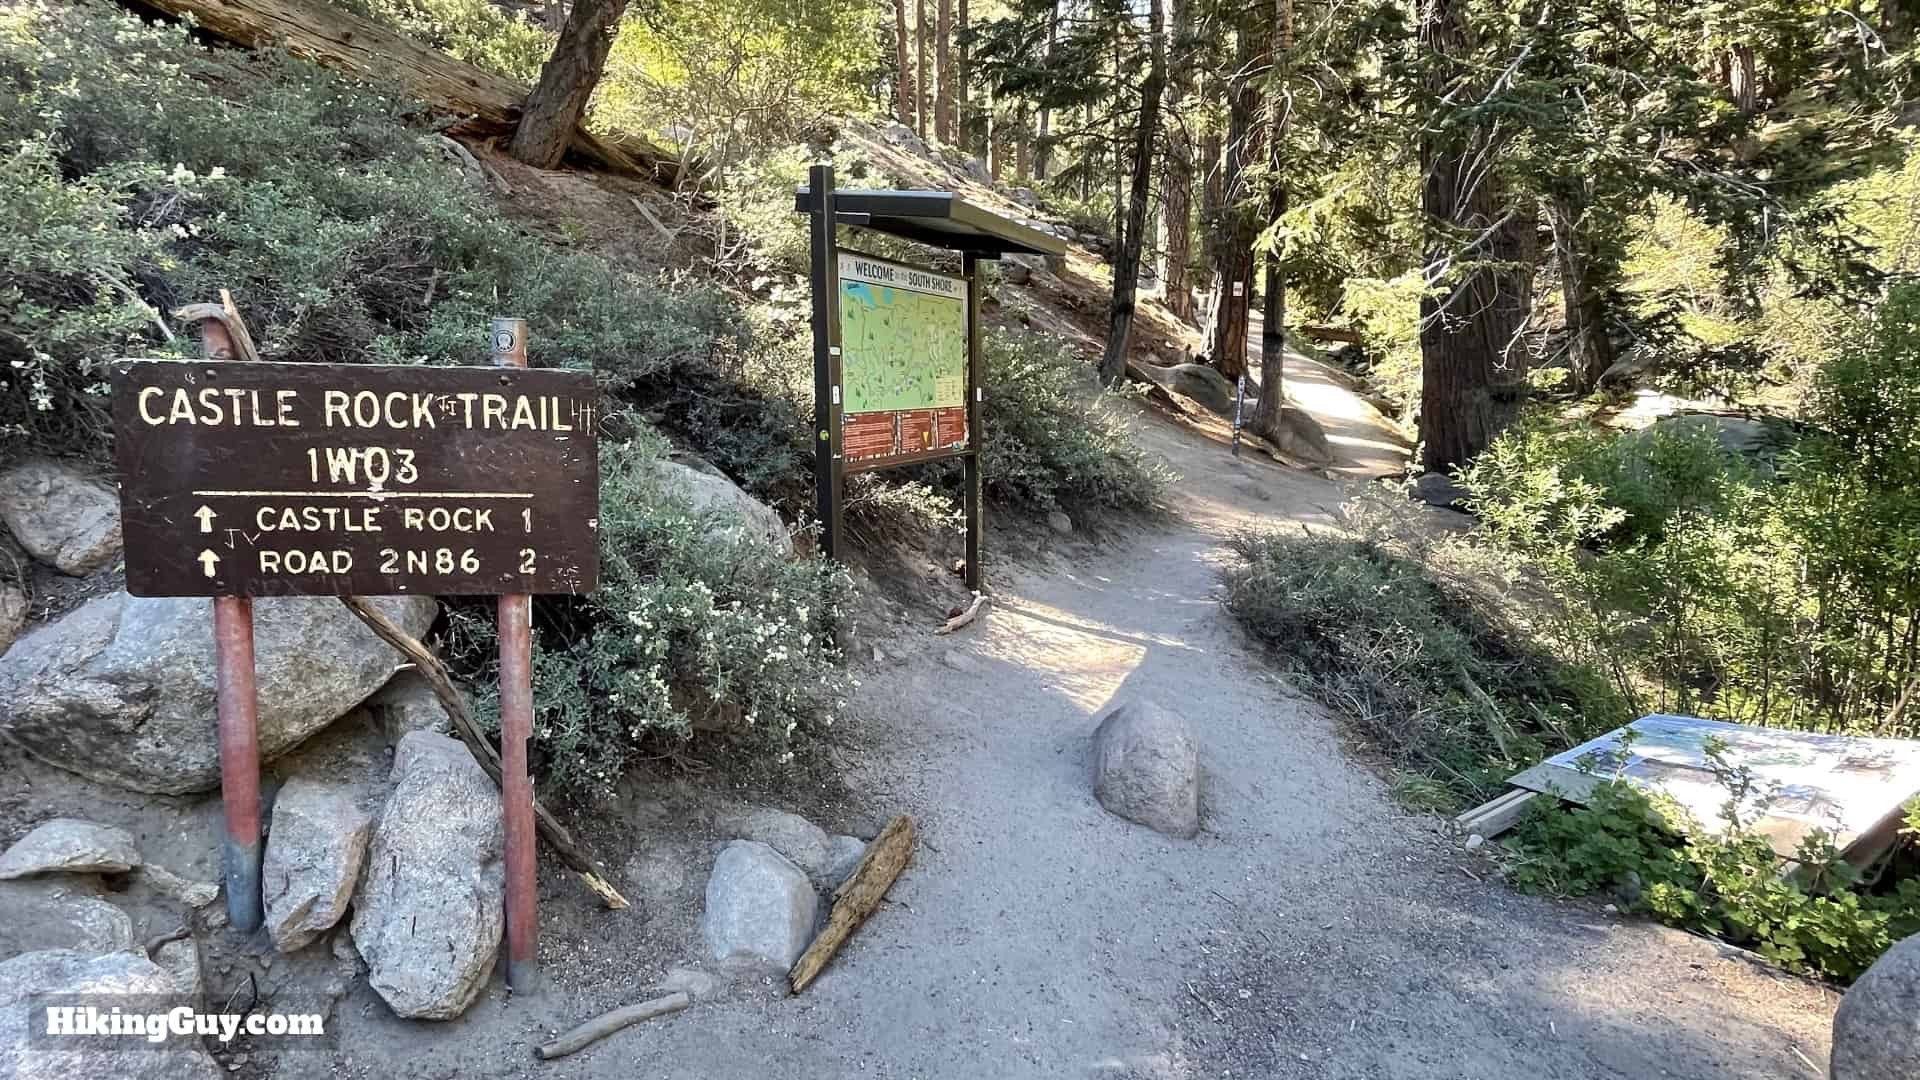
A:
[[490, 317, 540, 992], [180, 305, 266, 934]]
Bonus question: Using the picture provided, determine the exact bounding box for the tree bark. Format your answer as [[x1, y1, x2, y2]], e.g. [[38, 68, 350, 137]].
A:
[[917, 0, 931, 138], [957, 0, 971, 153], [1016, 108, 1032, 181], [1158, 0, 1196, 325], [510, 0, 630, 169], [1201, 23, 1260, 382], [936, 0, 954, 144], [1249, 0, 1291, 442], [1036, 0, 1059, 180], [1098, 0, 1167, 386], [1549, 192, 1615, 393], [895, 0, 914, 126]]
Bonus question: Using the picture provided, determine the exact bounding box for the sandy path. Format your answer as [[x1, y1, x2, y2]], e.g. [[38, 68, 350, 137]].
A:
[[327, 369, 1837, 1080]]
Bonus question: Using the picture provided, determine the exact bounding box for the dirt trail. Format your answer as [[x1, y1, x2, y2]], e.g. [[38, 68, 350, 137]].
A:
[[327, 365, 1836, 1079]]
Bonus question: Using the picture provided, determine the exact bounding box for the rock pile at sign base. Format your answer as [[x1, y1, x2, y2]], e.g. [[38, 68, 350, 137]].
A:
[[264, 779, 372, 953], [0, 949, 220, 1079], [0, 593, 435, 794], [0, 460, 122, 576], [351, 732, 504, 1020], [0, 819, 141, 879], [1090, 698, 1201, 839], [1832, 932, 1920, 1080]]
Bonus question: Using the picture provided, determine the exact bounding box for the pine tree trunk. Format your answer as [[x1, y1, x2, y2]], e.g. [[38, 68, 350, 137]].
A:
[[1098, 0, 1166, 386], [1016, 109, 1031, 181], [509, 0, 631, 169], [916, 0, 930, 138], [895, 0, 913, 126], [1415, 0, 1534, 474], [935, 0, 953, 143], [1202, 23, 1259, 382], [1036, 0, 1058, 180], [1550, 193, 1615, 393], [957, 0, 971, 153], [1249, 0, 1291, 440], [1158, 0, 1196, 324]]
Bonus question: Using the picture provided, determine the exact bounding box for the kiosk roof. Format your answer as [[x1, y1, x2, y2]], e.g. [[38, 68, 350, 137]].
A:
[[792, 188, 1067, 259]]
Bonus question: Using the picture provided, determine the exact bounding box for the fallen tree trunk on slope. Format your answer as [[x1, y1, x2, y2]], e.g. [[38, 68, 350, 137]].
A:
[[126, 0, 680, 185]]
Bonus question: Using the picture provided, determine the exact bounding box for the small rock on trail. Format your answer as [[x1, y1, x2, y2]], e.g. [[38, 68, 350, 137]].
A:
[[0, 818, 141, 879], [1090, 698, 1201, 839], [701, 840, 818, 970]]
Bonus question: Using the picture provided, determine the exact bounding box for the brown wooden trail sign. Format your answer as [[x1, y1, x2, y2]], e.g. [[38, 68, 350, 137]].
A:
[[116, 311, 596, 995], [112, 359, 598, 598]]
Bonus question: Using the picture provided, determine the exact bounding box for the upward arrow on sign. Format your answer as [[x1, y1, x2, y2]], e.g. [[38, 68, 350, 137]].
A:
[[194, 505, 217, 533], [198, 550, 220, 578]]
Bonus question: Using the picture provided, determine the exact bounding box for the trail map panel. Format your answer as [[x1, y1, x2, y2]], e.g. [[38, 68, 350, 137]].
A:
[[112, 359, 599, 598], [837, 252, 970, 469]]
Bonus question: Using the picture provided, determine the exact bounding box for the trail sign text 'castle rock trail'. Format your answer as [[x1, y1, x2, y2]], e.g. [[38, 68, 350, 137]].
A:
[[112, 359, 599, 597]]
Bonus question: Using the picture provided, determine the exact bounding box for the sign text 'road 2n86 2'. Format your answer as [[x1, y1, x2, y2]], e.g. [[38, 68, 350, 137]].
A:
[[112, 360, 599, 598]]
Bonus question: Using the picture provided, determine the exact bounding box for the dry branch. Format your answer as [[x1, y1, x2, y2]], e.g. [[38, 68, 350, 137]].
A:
[[789, 815, 915, 993], [337, 596, 629, 910], [935, 594, 988, 635], [535, 992, 691, 1059], [128, 0, 680, 185]]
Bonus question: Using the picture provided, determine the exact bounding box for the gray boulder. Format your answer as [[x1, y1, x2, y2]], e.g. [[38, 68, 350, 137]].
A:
[[140, 864, 220, 909], [727, 808, 832, 880], [0, 461, 121, 576], [365, 669, 453, 740], [1833, 933, 1920, 1080], [0, 819, 141, 879], [1046, 511, 1074, 537], [823, 835, 866, 889], [0, 949, 220, 1080], [351, 732, 503, 1020], [0, 880, 135, 957], [654, 459, 793, 555], [1010, 187, 1041, 208], [0, 592, 435, 794], [1646, 413, 1798, 467], [701, 840, 818, 969], [264, 779, 372, 953], [1137, 363, 1235, 417], [1090, 698, 1201, 839]]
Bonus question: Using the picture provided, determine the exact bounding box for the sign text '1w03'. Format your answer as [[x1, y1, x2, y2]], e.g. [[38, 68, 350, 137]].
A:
[[111, 359, 599, 597]]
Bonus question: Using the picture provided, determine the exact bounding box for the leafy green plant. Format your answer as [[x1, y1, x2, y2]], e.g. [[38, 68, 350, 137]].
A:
[[1506, 767, 1920, 982], [459, 433, 853, 799], [1221, 522, 1629, 807]]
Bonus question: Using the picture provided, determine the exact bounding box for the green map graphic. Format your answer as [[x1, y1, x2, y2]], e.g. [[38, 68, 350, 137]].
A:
[[839, 280, 966, 413]]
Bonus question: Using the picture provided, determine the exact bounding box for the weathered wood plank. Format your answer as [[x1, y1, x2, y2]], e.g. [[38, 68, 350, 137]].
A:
[[789, 815, 915, 993]]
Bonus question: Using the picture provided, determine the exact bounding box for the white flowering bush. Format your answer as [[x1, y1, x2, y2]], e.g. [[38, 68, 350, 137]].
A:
[[463, 433, 853, 799]]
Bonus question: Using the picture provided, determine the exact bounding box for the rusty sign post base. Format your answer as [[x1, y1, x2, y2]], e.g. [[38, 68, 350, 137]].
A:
[[490, 317, 541, 993], [212, 594, 265, 933]]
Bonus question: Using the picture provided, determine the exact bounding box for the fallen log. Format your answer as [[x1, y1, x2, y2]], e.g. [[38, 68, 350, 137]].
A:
[[789, 815, 915, 993], [535, 992, 691, 1059], [128, 0, 679, 185], [338, 596, 630, 910]]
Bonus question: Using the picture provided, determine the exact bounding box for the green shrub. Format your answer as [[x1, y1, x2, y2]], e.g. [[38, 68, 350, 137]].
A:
[[461, 433, 854, 799], [969, 331, 1169, 517], [1507, 767, 1920, 982], [1221, 523, 1629, 807], [332, 0, 553, 82]]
